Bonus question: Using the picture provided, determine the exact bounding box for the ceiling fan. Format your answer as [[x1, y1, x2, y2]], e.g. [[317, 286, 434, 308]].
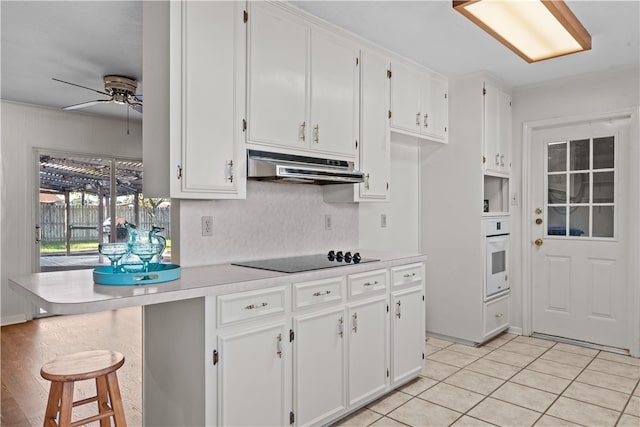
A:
[[52, 75, 142, 113]]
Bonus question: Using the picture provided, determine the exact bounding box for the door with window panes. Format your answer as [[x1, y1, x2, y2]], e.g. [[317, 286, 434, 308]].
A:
[[530, 119, 630, 350]]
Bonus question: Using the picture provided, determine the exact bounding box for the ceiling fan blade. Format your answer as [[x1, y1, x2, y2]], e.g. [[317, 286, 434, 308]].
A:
[[52, 77, 110, 96], [63, 99, 112, 110], [129, 102, 143, 114]]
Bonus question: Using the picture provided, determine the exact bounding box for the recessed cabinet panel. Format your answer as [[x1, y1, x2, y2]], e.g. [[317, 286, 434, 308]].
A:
[[390, 61, 421, 134], [217, 322, 289, 427], [348, 297, 388, 407], [421, 75, 448, 142], [309, 29, 359, 158], [169, 1, 246, 198], [484, 80, 511, 175], [294, 306, 347, 426], [360, 50, 391, 200], [391, 286, 424, 385], [247, 3, 309, 150]]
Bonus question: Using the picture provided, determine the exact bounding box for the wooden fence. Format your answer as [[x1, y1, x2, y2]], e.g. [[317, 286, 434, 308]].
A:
[[40, 205, 171, 242]]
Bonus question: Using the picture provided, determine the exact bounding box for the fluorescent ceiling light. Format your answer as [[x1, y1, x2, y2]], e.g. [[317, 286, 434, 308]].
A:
[[453, 0, 591, 63]]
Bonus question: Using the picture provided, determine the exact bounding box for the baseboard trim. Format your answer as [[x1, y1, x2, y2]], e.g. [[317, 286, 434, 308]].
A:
[[530, 332, 630, 356], [508, 326, 523, 336], [1, 314, 28, 326]]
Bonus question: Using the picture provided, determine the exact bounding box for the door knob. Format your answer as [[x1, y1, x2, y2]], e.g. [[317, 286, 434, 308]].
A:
[[534, 239, 544, 247], [535, 208, 542, 215], [535, 218, 543, 225]]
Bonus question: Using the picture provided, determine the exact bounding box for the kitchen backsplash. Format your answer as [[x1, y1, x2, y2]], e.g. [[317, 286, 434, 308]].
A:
[[178, 181, 359, 266]]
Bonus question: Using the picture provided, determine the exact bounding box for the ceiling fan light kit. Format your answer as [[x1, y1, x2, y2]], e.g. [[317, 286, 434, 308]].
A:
[[453, 0, 591, 63]]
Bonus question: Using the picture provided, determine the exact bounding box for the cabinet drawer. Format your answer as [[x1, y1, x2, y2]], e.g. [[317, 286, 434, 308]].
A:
[[484, 295, 510, 337], [348, 269, 387, 299], [391, 263, 424, 287], [293, 277, 344, 310], [218, 286, 287, 327]]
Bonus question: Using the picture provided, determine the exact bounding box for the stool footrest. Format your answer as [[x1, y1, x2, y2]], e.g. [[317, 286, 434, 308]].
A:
[[71, 395, 98, 407], [70, 409, 115, 427]]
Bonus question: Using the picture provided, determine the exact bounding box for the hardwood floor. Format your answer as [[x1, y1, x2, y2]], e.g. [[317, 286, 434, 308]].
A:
[[1, 307, 142, 426]]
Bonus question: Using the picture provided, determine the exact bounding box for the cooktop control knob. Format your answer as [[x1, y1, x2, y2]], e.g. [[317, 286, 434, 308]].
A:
[[336, 251, 344, 262], [344, 251, 352, 263], [352, 252, 361, 263], [327, 250, 335, 260]]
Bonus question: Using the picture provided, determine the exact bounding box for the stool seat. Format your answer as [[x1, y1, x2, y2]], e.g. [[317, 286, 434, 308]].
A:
[[41, 350, 127, 427]]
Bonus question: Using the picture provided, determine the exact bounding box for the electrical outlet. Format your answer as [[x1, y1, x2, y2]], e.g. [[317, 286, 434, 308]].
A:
[[202, 216, 213, 236], [325, 214, 332, 231], [510, 192, 519, 206], [381, 214, 387, 228]]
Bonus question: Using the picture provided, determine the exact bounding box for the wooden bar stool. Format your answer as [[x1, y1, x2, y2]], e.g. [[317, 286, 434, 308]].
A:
[[40, 350, 127, 427]]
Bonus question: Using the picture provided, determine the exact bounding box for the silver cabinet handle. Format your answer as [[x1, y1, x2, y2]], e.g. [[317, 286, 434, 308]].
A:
[[396, 300, 402, 319], [403, 273, 416, 279], [35, 225, 42, 243], [313, 124, 319, 144], [416, 112, 421, 126], [177, 165, 183, 180], [365, 173, 370, 190], [363, 280, 378, 287], [338, 316, 344, 337], [245, 302, 268, 310], [300, 121, 306, 142], [500, 155, 505, 167], [276, 333, 283, 358], [495, 313, 504, 319], [423, 113, 429, 128], [225, 160, 234, 183], [312, 290, 331, 297], [352, 312, 358, 333], [495, 153, 500, 165]]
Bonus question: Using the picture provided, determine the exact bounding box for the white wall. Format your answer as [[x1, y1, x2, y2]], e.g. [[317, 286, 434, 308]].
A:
[[0, 101, 142, 324], [510, 65, 640, 331], [359, 138, 421, 254]]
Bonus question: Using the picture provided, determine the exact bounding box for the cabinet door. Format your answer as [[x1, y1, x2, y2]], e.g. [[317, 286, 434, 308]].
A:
[[421, 74, 448, 143], [390, 61, 421, 134], [347, 296, 388, 408], [172, 1, 245, 198], [293, 307, 346, 426], [247, 3, 309, 150], [483, 80, 500, 173], [359, 49, 390, 200], [391, 286, 424, 386], [497, 90, 511, 173], [217, 322, 290, 426], [309, 29, 359, 158]]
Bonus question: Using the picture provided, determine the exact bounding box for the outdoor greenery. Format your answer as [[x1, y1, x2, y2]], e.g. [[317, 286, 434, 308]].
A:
[[40, 239, 172, 254]]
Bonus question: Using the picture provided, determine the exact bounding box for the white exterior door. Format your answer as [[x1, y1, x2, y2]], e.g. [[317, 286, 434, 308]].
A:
[[530, 119, 631, 350]]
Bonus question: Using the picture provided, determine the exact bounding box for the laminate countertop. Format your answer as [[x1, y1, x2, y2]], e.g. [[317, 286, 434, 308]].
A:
[[9, 251, 426, 315]]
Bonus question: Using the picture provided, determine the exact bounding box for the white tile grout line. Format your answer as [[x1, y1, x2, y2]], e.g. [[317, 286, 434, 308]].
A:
[[379, 334, 639, 427]]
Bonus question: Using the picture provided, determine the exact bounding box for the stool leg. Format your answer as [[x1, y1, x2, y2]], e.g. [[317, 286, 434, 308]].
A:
[[105, 371, 127, 427], [43, 382, 62, 427], [58, 382, 74, 427], [95, 375, 110, 427]]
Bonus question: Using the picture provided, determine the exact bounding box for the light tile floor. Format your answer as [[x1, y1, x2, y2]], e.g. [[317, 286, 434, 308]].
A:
[[333, 334, 640, 427]]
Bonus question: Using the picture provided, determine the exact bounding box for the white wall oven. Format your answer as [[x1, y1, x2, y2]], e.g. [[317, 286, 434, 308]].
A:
[[483, 217, 510, 301]]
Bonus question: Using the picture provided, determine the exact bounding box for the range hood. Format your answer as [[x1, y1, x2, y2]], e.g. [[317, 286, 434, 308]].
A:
[[247, 149, 364, 185]]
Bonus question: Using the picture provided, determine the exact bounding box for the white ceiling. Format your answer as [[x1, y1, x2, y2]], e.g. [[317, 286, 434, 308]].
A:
[[1, 1, 638, 121]]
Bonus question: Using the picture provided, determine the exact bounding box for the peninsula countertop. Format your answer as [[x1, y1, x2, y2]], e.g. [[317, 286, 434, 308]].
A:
[[9, 251, 427, 315]]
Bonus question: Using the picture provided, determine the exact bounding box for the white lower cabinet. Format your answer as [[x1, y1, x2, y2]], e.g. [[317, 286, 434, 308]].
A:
[[206, 261, 424, 426], [293, 306, 347, 426], [391, 286, 425, 386], [347, 296, 388, 407], [217, 322, 290, 426]]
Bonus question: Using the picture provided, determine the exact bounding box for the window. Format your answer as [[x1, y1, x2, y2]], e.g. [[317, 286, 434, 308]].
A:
[[546, 136, 615, 238]]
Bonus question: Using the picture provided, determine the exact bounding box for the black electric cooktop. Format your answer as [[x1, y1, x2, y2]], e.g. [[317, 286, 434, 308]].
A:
[[232, 251, 378, 273]]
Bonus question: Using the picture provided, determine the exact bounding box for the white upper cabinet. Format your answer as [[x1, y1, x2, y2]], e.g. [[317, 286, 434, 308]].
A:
[[483, 80, 512, 175], [169, 1, 246, 199], [359, 49, 391, 200], [247, 2, 359, 160], [390, 60, 448, 143], [247, 3, 308, 151]]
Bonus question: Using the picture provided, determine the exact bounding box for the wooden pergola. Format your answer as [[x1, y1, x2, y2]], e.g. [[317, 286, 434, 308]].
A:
[[39, 155, 144, 255]]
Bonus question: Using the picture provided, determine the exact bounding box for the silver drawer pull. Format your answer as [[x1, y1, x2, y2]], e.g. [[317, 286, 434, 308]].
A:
[[396, 300, 402, 319], [403, 273, 416, 278], [363, 281, 378, 287], [352, 312, 358, 333], [495, 313, 504, 318], [245, 302, 269, 310], [313, 290, 331, 297], [338, 317, 344, 337]]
